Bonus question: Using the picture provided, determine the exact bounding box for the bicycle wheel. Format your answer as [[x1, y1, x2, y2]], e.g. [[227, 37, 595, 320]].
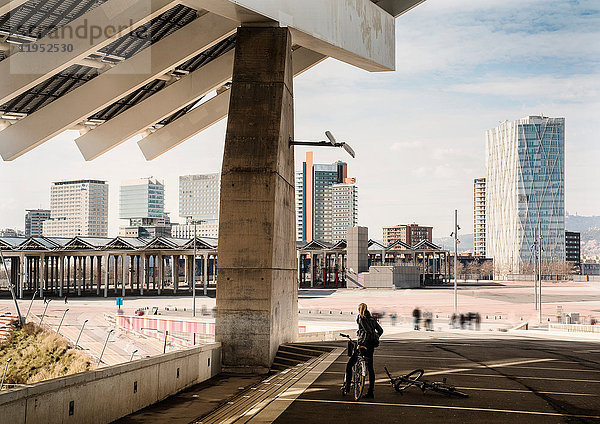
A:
[[353, 360, 366, 401], [394, 369, 424, 392]]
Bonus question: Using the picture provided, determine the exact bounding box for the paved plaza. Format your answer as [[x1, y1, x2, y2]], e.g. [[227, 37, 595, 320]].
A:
[[272, 335, 600, 424], [117, 332, 600, 423], [1, 280, 599, 365]]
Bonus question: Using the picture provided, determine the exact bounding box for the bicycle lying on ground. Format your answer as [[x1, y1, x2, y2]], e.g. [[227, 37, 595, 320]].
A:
[[384, 367, 468, 398], [340, 333, 367, 401]]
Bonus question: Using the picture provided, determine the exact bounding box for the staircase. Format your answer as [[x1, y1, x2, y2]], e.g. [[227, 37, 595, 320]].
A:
[[196, 344, 341, 424], [0, 314, 16, 341], [271, 342, 333, 372]]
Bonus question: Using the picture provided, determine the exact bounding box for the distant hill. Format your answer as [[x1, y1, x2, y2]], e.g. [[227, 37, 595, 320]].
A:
[[434, 233, 474, 253], [566, 214, 600, 233], [566, 214, 600, 257]]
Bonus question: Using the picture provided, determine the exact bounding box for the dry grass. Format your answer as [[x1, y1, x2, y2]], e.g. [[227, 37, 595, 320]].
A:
[[0, 322, 94, 385]]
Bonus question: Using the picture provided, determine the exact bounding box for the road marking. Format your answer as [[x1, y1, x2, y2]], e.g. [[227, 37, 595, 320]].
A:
[[422, 358, 558, 377], [454, 386, 600, 397], [438, 373, 600, 383], [375, 354, 473, 360], [505, 365, 600, 373], [281, 398, 600, 419]]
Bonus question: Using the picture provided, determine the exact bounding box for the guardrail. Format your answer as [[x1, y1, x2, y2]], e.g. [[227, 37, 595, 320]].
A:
[[549, 324, 600, 334]]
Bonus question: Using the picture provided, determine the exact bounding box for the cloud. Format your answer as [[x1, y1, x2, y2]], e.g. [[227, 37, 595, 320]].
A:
[[394, 0, 600, 76], [389, 140, 425, 151], [447, 75, 600, 101]]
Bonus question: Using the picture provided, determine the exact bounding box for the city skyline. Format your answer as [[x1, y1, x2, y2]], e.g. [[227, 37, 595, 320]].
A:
[[0, 0, 598, 238]]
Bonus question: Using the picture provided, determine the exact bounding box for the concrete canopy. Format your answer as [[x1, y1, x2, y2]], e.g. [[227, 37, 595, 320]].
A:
[[0, 0, 425, 161]]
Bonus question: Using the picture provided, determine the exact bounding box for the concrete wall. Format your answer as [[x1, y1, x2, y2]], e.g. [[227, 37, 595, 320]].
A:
[[391, 266, 421, 288], [359, 266, 420, 289], [0, 343, 221, 424]]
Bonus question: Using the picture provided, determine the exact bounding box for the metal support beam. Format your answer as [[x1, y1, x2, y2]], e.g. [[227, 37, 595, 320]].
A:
[[0, 0, 183, 107], [0, 14, 237, 161], [0, 0, 28, 17], [76, 49, 236, 160], [138, 47, 326, 159]]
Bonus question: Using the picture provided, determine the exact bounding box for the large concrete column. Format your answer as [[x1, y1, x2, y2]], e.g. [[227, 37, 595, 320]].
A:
[[122, 254, 127, 297], [216, 26, 297, 372], [157, 254, 163, 295], [172, 255, 179, 294], [58, 255, 63, 297], [19, 253, 24, 298], [103, 254, 109, 298]]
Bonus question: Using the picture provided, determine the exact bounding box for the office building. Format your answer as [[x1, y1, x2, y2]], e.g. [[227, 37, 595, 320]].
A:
[[0, 228, 23, 237], [565, 231, 581, 273], [43, 180, 108, 237], [473, 178, 486, 257], [25, 209, 50, 237], [324, 183, 358, 243], [582, 263, 600, 276], [171, 173, 220, 239], [486, 116, 565, 274], [295, 152, 357, 242], [382, 224, 433, 246], [119, 177, 171, 238]]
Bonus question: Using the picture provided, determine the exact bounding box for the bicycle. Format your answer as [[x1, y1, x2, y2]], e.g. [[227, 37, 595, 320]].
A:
[[340, 333, 368, 401], [384, 367, 468, 398]]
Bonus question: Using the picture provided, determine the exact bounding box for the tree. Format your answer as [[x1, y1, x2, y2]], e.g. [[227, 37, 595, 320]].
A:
[[480, 261, 494, 280], [466, 262, 480, 280]]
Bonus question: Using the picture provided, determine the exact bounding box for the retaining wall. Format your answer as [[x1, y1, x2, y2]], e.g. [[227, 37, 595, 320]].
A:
[[0, 343, 221, 424], [549, 324, 600, 334]]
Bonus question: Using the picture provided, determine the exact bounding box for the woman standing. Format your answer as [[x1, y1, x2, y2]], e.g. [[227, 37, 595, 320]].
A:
[[344, 303, 384, 399]]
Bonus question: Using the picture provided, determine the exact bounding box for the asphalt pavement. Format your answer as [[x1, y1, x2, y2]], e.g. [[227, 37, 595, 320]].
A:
[[272, 333, 600, 424]]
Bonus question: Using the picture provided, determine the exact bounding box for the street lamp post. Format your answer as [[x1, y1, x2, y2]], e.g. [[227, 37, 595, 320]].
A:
[[130, 349, 138, 362], [163, 330, 169, 354], [39, 299, 51, 326], [57, 308, 69, 333], [193, 223, 196, 318], [0, 358, 11, 390], [98, 329, 114, 366], [451, 210, 460, 314], [75, 319, 88, 348], [533, 226, 539, 311], [538, 220, 543, 324]]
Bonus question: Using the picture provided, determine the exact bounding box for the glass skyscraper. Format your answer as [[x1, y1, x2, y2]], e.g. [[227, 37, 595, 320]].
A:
[[486, 116, 565, 274], [119, 177, 165, 221], [119, 177, 171, 238]]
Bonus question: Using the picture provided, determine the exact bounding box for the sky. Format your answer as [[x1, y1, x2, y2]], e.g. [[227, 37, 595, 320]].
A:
[[0, 0, 598, 240]]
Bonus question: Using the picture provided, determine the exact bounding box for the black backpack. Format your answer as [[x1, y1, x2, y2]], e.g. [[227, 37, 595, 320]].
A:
[[359, 316, 380, 348]]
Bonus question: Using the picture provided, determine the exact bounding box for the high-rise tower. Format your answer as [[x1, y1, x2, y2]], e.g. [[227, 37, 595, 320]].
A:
[[295, 152, 357, 242], [486, 116, 565, 274], [119, 177, 171, 238], [43, 180, 108, 237], [473, 178, 486, 257]]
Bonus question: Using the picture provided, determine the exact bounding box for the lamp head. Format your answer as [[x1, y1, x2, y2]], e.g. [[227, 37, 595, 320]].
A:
[[325, 131, 337, 146], [342, 143, 356, 158]]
